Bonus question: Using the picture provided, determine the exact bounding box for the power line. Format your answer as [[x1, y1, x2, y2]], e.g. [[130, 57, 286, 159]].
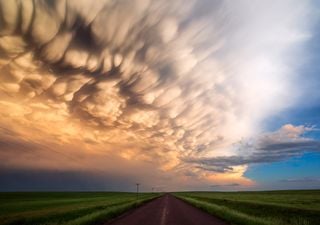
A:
[[136, 183, 140, 200]]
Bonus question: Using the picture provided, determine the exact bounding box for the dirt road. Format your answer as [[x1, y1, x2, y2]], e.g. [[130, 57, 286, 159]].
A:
[[105, 194, 229, 225]]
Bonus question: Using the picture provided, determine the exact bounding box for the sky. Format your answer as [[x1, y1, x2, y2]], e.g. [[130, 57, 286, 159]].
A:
[[0, 0, 319, 192]]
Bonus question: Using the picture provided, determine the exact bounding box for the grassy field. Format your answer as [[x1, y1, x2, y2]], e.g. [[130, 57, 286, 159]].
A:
[[175, 190, 320, 225], [0, 192, 159, 225]]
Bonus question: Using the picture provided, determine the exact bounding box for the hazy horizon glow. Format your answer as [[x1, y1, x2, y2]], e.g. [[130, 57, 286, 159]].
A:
[[0, 0, 319, 191]]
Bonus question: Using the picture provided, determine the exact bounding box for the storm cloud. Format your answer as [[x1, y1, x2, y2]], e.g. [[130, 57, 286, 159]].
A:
[[0, 0, 316, 190], [186, 124, 320, 173]]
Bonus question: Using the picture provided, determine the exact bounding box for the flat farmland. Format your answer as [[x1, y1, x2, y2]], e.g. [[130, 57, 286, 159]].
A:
[[1, 191, 319, 225], [0, 192, 158, 225], [175, 190, 320, 225]]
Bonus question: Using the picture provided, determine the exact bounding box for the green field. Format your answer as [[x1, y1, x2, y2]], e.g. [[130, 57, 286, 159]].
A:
[[1, 191, 319, 225], [0, 192, 159, 225], [175, 190, 320, 225]]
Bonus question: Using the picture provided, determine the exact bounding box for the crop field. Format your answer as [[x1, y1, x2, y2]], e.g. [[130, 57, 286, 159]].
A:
[[0, 192, 158, 225], [175, 190, 320, 225], [2, 191, 319, 225]]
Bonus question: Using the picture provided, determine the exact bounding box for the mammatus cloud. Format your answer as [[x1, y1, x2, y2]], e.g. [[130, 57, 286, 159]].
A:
[[0, 0, 316, 190], [186, 124, 320, 173]]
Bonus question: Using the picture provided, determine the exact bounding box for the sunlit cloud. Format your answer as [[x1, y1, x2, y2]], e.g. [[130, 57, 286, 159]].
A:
[[0, 0, 317, 190]]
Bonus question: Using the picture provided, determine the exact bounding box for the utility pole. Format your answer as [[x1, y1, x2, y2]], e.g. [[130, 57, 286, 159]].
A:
[[136, 183, 140, 200]]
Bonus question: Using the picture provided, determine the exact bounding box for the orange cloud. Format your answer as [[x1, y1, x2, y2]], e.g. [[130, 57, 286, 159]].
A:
[[0, 0, 313, 190]]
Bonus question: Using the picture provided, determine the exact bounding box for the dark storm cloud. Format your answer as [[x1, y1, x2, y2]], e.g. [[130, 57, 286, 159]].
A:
[[185, 125, 320, 173], [0, 167, 136, 191], [279, 177, 320, 183], [211, 183, 240, 188]]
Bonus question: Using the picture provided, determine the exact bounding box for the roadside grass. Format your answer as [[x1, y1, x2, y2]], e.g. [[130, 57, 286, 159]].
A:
[[63, 198, 150, 225], [0, 192, 159, 225], [174, 190, 320, 225]]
